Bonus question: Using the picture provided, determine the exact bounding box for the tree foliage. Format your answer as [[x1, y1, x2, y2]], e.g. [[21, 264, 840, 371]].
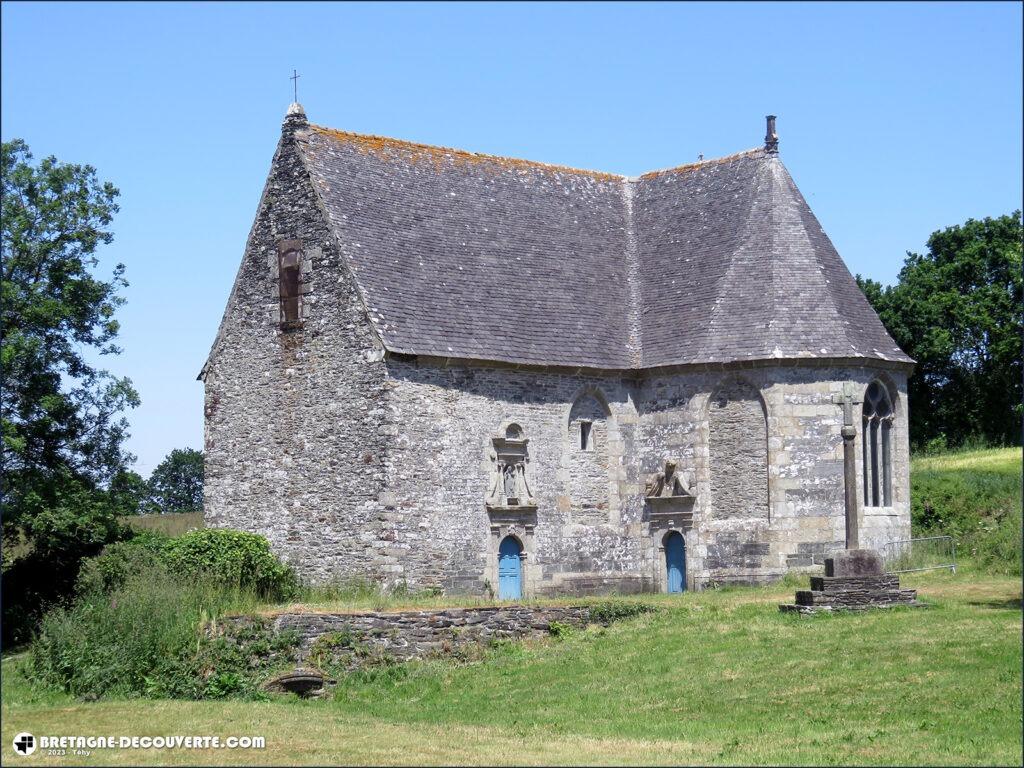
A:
[[1, 138, 139, 529], [108, 469, 151, 516], [1, 138, 138, 643], [857, 212, 1022, 449], [147, 448, 204, 513]]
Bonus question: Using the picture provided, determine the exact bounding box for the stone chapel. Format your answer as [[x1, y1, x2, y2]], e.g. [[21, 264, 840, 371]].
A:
[[200, 105, 914, 597]]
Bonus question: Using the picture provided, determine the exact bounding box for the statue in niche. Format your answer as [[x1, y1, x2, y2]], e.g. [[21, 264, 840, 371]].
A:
[[485, 427, 536, 509], [645, 459, 694, 498], [503, 464, 518, 501], [493, 460, 532, 506]]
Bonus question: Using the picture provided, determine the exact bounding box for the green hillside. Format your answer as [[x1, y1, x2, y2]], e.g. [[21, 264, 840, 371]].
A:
[[911, 447, 1022, 574]]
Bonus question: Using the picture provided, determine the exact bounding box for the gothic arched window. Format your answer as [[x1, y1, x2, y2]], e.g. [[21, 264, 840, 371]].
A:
[[862, 380, 894, 507]]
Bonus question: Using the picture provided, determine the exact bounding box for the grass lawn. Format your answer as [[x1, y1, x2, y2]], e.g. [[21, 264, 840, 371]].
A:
[[3, 571, 1021, 766], [120, 512, 203, 537], [911, 446, 1022, 474]]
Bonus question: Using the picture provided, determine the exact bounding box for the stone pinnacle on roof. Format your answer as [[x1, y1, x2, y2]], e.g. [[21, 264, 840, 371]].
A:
[[765, 115, 779, 154], [284, 102, 307, 131]]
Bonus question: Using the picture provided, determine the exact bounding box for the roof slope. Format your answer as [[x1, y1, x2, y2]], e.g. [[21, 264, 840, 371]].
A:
[[300, 127, 633, 368], [294, 114, 911, 370], [634, 151, 910, 367]]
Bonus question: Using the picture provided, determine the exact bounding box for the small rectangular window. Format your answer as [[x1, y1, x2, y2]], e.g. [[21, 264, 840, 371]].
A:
[[279, 249, 301, 326], [580, 421, 592, 451]]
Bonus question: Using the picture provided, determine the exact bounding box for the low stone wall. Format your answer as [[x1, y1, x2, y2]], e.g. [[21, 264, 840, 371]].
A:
[[219, 606, 593, 663]]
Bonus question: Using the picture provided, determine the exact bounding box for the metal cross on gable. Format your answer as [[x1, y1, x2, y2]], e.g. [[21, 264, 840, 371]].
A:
[[290, 70, 300, 103]]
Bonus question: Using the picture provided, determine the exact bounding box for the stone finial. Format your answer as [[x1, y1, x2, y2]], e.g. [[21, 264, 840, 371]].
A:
[[283, 102, 307, 131], [764, 115, 778, 154]]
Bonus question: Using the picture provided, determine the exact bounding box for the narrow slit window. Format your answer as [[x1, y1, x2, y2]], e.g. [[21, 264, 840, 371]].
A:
[[580, 420, 593, 451], [279, 249, 301, 325], [861, 380, 894, 507]]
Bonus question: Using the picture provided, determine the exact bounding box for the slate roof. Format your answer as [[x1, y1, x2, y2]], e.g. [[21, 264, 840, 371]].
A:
[[294, 112, 912, 370]]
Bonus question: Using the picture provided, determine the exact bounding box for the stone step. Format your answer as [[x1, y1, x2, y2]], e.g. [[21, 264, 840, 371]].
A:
[[780, 601, 924, 614], [795, 589, 918, 607], [809, 575, 900, 592]]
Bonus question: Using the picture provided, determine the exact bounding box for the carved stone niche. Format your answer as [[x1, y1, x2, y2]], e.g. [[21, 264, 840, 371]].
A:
[[485, 423, 537, 522], [644, 459, 696, 528]]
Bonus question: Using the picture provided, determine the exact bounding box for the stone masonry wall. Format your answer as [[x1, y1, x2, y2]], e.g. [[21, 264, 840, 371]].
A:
[[380, 363, 646, 596], [202, 116, 391, 583], [709, 378, 769, 522], [374, 361, 910, 594], [220, 606, 594, 663], [637, 366, 911, 586], [567, 393, 613, 525]]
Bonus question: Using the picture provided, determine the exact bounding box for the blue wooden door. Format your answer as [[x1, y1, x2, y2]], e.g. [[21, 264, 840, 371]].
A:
[[665, 532, 686, 593], [498, 536, 523, 600]]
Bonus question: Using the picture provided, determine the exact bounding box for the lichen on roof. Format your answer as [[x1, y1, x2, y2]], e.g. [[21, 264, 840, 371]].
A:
[[292, 120, 910, 371], [309, 125, 625, 182], [638, 148, 765, 180]]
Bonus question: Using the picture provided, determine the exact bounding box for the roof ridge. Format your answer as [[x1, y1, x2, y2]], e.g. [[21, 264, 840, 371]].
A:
[[309, 123, 764, 182], [622, 178, 643, 367], [637, 147, 766, 180], [309, 124, 625, 181], [765, 157, 780, 355], [775, 162, 897, 359], [766, 158, 855, 358]]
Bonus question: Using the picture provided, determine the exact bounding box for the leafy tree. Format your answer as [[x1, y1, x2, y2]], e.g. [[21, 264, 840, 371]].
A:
[[148, 448, 204, 513], [108, 469, 152, 516], [857, 212, 1023, 449], [1, 139, 138, 642]]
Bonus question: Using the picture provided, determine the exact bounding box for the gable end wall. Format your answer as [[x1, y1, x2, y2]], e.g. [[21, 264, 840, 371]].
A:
[[202, 126, 391, 582]]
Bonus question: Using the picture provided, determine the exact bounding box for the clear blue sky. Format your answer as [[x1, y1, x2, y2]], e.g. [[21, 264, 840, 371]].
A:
[[2, 1, 1021, 475]]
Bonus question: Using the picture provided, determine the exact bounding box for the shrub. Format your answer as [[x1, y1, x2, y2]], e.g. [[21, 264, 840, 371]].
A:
[[74, 528, 297, 601], [30, 527, 302, 699], [75, 532, 170, 596], [29, 562, 296, 700], [147, 619, 301, 700], [547, 620, 574, 639], [162, 529, 298, 601], [587, 601, 657, 625], [2, 479, 130, 646], [32, 562, 218, 698]]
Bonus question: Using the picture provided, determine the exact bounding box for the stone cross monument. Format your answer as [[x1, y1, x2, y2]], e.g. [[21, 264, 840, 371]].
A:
[[780, 382, 921, 613], [832, 382, 862, 549]]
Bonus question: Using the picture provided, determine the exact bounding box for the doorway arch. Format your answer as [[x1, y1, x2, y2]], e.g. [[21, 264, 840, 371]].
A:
[[665, 532, 686, 593], [498, 536, 523, 600]]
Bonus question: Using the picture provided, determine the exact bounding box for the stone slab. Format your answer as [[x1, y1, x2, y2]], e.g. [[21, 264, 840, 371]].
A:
[[780, 601, 925, 614], [824, 548, 884, 577], [795, 588, 918, 607], [809, 574, 899, 592]]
